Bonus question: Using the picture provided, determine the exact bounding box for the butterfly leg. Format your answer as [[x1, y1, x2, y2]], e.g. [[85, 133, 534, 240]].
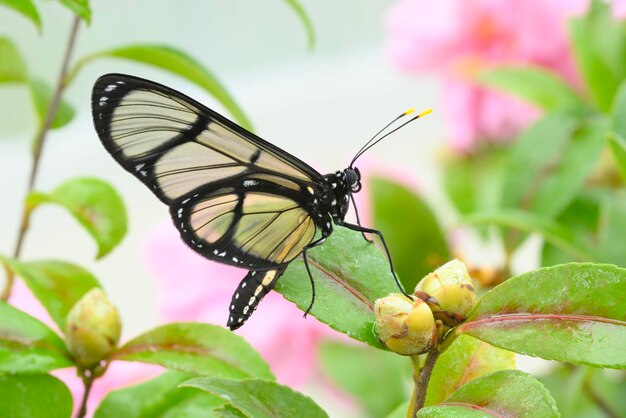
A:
[[227, 267, 286, 330], [301, 236, 327, 317], [337, 221, 412, 299], [350, 194, 373, 244]]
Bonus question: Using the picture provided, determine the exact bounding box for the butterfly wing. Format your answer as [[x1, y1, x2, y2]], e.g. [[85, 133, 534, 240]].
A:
[[92, 73, 323, 269]]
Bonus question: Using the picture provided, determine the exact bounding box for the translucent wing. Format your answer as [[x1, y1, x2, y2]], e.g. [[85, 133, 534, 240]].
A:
[[172, 175, 317, 269], [92, 73, 324, 205], [91, 73, 323, 269]]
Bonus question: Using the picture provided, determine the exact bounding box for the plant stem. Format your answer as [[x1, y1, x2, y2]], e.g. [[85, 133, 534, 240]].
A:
[[409, 349, 440, 418], [75, 373, 94, 418], [1, 15, 81, 301], [407, 355, 421, 418]]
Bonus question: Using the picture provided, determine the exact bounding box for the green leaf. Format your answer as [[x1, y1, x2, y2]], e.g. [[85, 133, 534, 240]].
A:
[[181, 377, 329, 418], [502, 112, 576, 209], [460, 209, 594, 261], [275, 227, 398, 348], [0, 258, 101, 331], [27, 177, 127, 259], [540, 190, 604, 266], [608, 134, 626, 180], [318, 341, 409, 417], [0, 0, 40, 30], [282, 0, 315, 50], [0, 374, 73, 418], [609, 81, 626, 180], [457, 263, 626, 369], [385, 402, 410, 418], [28, 78, 75, 129], [418, 370, 559, 418], [569, 0, 626, 111], [370, 176, 450, 291], [596, 190, 626, 265], [501, 112, 604, 218], [478, 66, 584, 111], [95, 371, 223, 418], [111, 323, 273, 380], [443, 148, 506, 218], [425, 335, 515, 407], [71, 44, 252, 130], [0, 36, 28, 83], [58, 0, 90, 23], [0, 302, 72, 373], [541, 190, 626, 268], [211, 405, 248, 418], [529, 118, 607, 216], [540, 365, 625, 418]]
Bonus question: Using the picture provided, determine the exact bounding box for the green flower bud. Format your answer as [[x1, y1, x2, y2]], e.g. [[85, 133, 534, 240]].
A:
[[65, 288, 121, 369], [415, 259, 476, 319], [374, 293, 435, 356]]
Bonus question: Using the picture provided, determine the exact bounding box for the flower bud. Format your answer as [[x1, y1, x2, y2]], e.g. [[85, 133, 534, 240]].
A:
[[415, 259, 476, 319], [374, 293, 435, 356], [65, 288, 121, 369]]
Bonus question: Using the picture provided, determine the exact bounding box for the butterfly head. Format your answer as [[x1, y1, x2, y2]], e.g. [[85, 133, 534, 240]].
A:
[[344, 167, 362, 193]]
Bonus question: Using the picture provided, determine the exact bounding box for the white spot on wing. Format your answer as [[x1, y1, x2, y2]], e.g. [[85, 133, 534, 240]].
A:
[[243, 180, 258, 187], [135, 163, 145, 171], [104, 84, 117, 92]]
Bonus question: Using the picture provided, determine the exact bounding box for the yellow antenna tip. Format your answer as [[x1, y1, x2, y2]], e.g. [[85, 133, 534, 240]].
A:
[[403, 108, 415, 116], [417, 108, 433, 118]]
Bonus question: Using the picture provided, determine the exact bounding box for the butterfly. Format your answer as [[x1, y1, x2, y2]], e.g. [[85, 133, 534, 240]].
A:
[[91, 73, 430, 330]]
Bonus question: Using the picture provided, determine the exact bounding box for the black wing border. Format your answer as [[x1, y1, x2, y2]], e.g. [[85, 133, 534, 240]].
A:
[[91, 73, 325, 204]]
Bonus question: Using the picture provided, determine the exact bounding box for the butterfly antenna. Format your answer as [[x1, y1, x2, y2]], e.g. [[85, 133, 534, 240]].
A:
[[350, 108, 432, 167]]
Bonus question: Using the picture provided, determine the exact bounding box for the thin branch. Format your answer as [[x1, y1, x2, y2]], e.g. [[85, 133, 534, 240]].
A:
[[410, 349, 441, 417], [75, 374, 94, 418], [1, 15, 81, 301]]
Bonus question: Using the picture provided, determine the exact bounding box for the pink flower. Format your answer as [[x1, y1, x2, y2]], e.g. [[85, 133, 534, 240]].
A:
[[386, 0, 589, 152], [142, 221, 340, 388]]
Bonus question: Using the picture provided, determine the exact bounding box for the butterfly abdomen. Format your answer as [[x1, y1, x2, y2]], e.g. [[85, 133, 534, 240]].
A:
[[227, 267, 286, 330]]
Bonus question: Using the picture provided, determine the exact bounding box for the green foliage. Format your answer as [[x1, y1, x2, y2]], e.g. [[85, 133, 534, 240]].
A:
[[569, 0, 626, 112], [541, 366, 626, 418], [0, 0, 41, 30], [28, 78, 76, 129], [461, 209, 592, 260], [275, 227, 397, 348], [501, 112, 606, 218], [70, 44, 253, 130], [425, 335, 515, 406], [181, 377, 329, 418], [0, 374, 73, 418], [370, 176, 450, 291], [58, 0, 91, 23], [94, 371, 224, 418], [0, 257, 101, 330], [418, 370, 559, 417], [111, 323, 274, 380], [282, 0, 316, 50], [0, 302, 72, 373], [0, 36, 28, 83], [443, 148, 506, 218], [27, 177, 127, 259], [478, 66, 584, 111], [610, 81, 626, 180], [458, 263, 626, 369], [319, 340, 409, 417]]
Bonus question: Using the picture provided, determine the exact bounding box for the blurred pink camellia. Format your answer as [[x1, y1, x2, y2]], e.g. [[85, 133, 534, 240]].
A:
[[386, 0, 590, 152], [142, 221, 339, 388]]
